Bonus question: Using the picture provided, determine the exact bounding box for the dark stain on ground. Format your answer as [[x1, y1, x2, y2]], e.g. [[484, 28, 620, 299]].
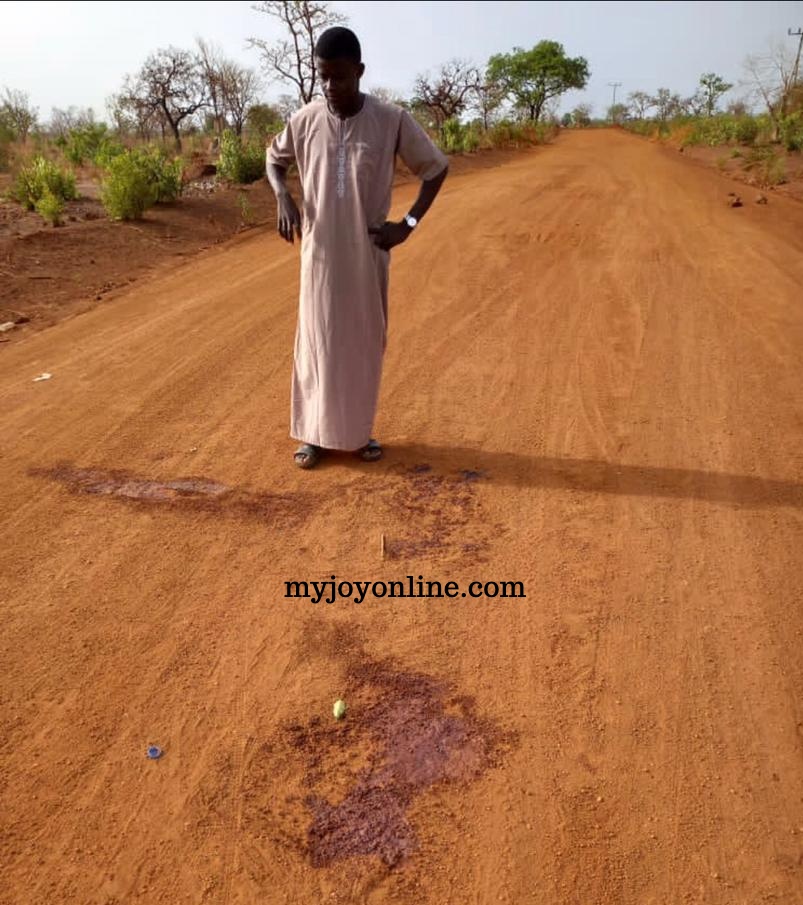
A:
[[268, 625, 514, 869], [30, 462, 313, 526], [381, 464, 494, 561]]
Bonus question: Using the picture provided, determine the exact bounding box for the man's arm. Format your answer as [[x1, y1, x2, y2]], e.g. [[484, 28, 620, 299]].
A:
[[368, 164, 449, 251], [267, 162, 302, 244]]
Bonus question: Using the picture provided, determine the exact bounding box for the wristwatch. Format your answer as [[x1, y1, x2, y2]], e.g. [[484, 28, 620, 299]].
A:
[[403, 213, 418, 229]]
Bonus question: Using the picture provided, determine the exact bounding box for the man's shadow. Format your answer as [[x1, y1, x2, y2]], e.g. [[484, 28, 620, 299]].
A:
[[366, 443, 803, 510]]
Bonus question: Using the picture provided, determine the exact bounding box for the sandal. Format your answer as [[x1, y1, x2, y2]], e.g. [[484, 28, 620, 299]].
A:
[[358, 439, 383, 462], [294, 443, 321, 469]]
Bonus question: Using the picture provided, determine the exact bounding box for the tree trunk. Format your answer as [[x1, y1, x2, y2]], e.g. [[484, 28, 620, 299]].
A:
[[170, 121, 182, 152]]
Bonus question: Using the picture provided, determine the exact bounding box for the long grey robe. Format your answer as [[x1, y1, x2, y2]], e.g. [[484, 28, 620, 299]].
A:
[[267, 95, 448, 450]]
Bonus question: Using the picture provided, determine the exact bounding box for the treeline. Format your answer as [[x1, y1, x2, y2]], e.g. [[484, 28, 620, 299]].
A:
[[0, 0, 598, 223]]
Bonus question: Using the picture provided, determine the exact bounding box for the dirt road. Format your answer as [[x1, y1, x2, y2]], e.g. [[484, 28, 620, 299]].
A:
[[1, 129, 802, 905]]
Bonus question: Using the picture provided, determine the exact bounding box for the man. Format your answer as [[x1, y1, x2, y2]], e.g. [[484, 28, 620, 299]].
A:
[[266, 26, 449, 469]]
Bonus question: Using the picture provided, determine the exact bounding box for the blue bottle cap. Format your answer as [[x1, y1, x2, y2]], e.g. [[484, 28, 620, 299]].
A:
[[146, 745, 163, 759]]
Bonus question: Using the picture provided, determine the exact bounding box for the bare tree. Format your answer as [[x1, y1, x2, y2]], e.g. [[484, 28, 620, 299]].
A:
[[367, 86, 406, 107], [220, 61, 263, 135], [196, 39, 228, 135], [49, 106, 95, 139], [651, 87, 684, 124], [277, 93, 301, 121], [743, 42, 797, 139], [126, 47, 208, 150], [0, 88, 38, 140], [107, 91, 161, 140], [413, 59, 479, 130], [248, 0, 346, 105], [196, 39, 263, 136], [627, 90, 654, 119], [471, 76, 507, 129], [683, 91, 707, 117], [726, 97, 751, 116]]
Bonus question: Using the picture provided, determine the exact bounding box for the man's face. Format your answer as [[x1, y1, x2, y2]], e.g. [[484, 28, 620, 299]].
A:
[[316, 56, 364, 109]]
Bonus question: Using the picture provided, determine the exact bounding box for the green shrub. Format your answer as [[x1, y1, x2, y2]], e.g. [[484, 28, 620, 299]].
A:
[[35, 190, 64, 226], [743, 146, 787, 187], [779, 113, 803, 152], [440, 118, 465, 153], [532, 121, 558, 143], [137, 146, 183, 202], [439, 118, 482, 154], [764, 153, 787, 186], [99, 146, 183, 220], [64, 123, 112, 165], [0, 121, 14, 172], [10, 156, 77, 210], [461, 123, 481, 152], [237, 191, 256, 226], [486, 121, 529, 148], [100, 151, 158, 220], [627, 114, 767, 147], [734, 117, 760, 144], [93, 140, 125, 170], [218, 129, 265, 184]]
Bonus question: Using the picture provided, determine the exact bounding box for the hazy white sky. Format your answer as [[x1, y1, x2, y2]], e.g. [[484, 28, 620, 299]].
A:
[[1, 0, 802, 120]]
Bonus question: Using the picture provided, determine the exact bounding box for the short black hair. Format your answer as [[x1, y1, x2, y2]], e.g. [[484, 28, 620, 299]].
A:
[[314, 26, 361, 64]]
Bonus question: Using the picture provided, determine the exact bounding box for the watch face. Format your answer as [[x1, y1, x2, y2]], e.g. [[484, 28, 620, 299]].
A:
[[406, 215, 418, 227]]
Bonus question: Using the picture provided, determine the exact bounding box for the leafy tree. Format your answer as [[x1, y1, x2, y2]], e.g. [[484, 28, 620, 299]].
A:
[[487, 41, 589, 123], [571, 103, 592, 126], [246, 103, 283, 140], [698, 72, 733, 116], [607, 102, 629, 124]]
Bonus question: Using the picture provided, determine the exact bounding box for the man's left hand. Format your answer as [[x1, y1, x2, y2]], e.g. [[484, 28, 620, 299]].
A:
[[368, 220, 412, 251]]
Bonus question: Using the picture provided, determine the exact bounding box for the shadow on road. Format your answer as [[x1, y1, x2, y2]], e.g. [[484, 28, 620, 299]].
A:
[[381, 443, 803, 510]]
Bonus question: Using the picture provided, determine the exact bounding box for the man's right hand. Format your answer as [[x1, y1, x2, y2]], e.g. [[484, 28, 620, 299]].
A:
[[277, 192, 302, 244]]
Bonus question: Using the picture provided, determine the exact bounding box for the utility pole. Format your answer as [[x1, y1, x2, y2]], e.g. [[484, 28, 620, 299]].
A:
[[607, 82, 622, 120], [790, 28, 803, 87]]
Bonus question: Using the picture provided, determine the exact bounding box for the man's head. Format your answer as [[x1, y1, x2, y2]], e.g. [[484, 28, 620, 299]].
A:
[[314, 27, 365, 111]]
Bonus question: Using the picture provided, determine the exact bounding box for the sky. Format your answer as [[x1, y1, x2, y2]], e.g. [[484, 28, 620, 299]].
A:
[[1, 0, 802, 121]]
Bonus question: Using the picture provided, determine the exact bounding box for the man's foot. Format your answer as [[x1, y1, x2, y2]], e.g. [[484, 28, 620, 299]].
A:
[[358, 439, 383, 462], [294, 443, 321, 469]]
